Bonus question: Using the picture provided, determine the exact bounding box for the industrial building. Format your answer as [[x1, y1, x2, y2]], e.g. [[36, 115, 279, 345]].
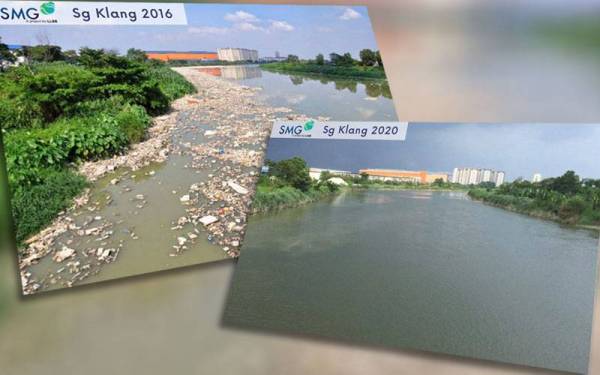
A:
[[359, 169, 449, 184], [451, 167, 505, 186], [217, 48, 259, 62], [145, 51, 218, 62], [309, 168, 356, 180]]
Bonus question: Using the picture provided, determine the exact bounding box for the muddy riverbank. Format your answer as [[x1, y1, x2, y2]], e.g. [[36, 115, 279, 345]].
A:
[[17, 67, 314, 294]]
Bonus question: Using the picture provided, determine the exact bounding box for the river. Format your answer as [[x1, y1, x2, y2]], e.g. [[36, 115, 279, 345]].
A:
[[196, 65, 397, 121], [224, 190, 600, 374]]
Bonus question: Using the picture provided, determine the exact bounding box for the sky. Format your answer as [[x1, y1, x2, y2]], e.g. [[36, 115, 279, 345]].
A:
[[266, 123, 600, 182], [1, 4, 377, 59]]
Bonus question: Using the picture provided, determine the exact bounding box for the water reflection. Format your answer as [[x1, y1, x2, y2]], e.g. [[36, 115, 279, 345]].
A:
[[195, 65, 262, 80], [285, 72, 392, 99]]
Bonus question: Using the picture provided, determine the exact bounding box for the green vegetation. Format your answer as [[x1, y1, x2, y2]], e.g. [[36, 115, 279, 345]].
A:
[[468, 171, 600, 227], [536, 15, 600, 54], [0, 43, 195, 244], [261, 49, 387, 79], [253, 158, 471, 213], [11, 168, 88, 243], [252, 157, 340, 213]]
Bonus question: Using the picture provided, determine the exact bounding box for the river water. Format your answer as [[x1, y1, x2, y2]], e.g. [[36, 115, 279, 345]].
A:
[[196, 65, 398, 121], [224, 190, 600, 374]]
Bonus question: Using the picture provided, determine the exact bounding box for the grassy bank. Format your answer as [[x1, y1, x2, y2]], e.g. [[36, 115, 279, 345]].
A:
[[1, 46, 195, 244], [252, 182, 337, 214], [252, 158, 340, 213], [261, 62, 386, 79], [468, 171, 600, 228]]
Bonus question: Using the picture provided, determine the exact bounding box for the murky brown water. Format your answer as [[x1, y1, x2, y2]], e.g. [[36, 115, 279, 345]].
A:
[[25, 110, 229, 292]]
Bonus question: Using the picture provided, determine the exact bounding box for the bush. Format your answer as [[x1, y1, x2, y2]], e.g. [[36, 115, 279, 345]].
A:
[[114, 104, 151, 143], [0, 55, 183, 130], [558, 196, 586, 221], [10, 168, 87, 243], [145, 65, 196, 101], [3, 107, 149, 186], [5, 63, 101, 124]]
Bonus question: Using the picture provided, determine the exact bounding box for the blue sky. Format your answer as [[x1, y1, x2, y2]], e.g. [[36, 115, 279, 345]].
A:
[[266, 123, 600, 182], [1, 4, 377, 58]]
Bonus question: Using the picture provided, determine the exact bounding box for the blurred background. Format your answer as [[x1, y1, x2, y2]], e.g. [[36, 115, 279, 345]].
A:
[[2, 0, 600, 374]]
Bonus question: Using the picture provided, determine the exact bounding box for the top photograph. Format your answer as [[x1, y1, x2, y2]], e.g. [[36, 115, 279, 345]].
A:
[[0, 2, 396, 294]]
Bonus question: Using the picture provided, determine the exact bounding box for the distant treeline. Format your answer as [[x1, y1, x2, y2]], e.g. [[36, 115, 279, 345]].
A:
[[252, 158, 472, 213], [261, 49, 386, 79], [0, 39, 195, 243], [469, 171, 600, 227]]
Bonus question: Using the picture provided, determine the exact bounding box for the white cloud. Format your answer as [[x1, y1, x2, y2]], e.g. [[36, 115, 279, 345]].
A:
[[234, 22, 264, 32], [224, 11, 259, 23], [270, 20, 294, 32], [188, 26, 229, 35], [339, 8, 361, 20]]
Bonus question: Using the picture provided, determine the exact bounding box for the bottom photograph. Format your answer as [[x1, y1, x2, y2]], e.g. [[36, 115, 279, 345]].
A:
[[223, 123, 600, 374]]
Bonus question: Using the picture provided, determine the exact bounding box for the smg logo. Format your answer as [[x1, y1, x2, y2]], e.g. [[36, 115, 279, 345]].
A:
[[1, 1, 55, 21], [277, 120, 315, 137]]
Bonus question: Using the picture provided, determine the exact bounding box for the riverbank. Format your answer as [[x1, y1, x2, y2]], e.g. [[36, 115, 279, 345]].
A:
[[3, 54, 196, 245], [252, 185, 336, 214], [468, 189, 600, 231], [252, 179, 468, 214], [261, 62, 386, 79]]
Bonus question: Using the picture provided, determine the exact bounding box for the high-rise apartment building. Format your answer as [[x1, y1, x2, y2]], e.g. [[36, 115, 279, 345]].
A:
[[451, 168, 505, 186]]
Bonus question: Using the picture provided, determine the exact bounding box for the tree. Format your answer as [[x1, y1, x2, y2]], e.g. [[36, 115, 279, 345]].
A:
[[22, 45, 64, 62], [126, 48, 148, 62], [375, 50, 383, 67], [433, 178, 445, 187], [329, 52, 354, 66], [286, 54, 299, 63], [315, 53, 325, 65], [268, 157, 312, 191], [550, 170, 581, 196], [342, 52, 355, 65], [63, 49, 78, 63], [359, 49, 377, 66], [0, 37, 15, 65], [329, 53, 342, 65], [478, 181, 496, 189], [319, 170, 332, 182], [77, 47, 114, 67]]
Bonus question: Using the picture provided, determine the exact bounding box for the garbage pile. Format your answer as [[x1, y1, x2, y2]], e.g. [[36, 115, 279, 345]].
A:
[[168, 67, 293, 257]]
